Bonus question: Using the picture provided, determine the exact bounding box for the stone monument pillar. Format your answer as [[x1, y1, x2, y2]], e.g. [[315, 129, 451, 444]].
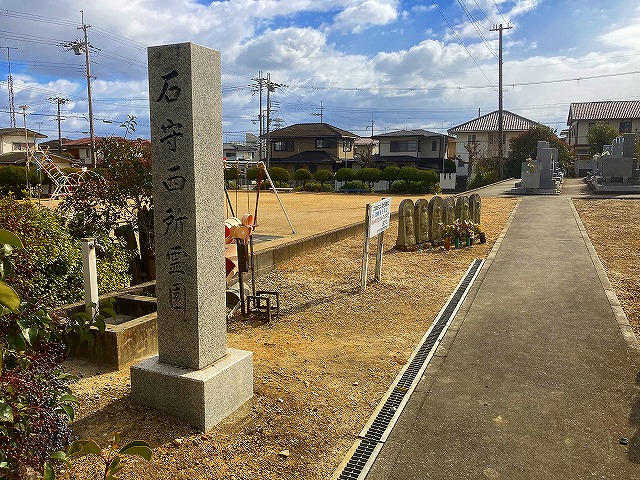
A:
[[131, 42, 253, 431]]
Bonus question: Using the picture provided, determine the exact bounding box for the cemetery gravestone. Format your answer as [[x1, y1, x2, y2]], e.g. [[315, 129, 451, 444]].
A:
[[443, 196, 456, 225], [131, 42, 253, 432], [414, 198, 430, 245], [428, 196, 444, 244], [396, 199, 416, 250], [469, 194, 481, 224]]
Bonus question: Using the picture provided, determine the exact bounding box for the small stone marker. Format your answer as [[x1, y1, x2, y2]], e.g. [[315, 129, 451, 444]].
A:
[[428, 196, 444, 243], [396, 199, 416, 250], [414, 198, 430, 245], [443, 196, 456, 225], [469, 194, 481, 224], [131, 42, 253, 432]]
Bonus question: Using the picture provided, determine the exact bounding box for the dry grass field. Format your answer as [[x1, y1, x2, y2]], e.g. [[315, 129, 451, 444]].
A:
[[60, 194, 519, 480]]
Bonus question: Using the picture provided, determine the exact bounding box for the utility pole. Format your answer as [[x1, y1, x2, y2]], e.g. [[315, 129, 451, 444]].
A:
[[19, 105, 29, 192], [264, 73, 283, 169], [368, 116, 375, 137], [49, 96, 69, 155], [252, 71, 267, 161], [490, 23, 512, 180], [2, 46, 20, 128], [311, 100, 324, 123], [60, 11, 97, 168]]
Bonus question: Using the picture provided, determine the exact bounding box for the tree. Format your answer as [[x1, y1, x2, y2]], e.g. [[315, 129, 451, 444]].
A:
[[267, 166, 290, 184], [59, 117, 154, 285], [380, 165, 400, 190], [246, 167, 259, 182], [312, 169, 334, 188], [417, 169, 439, 193], [355, 142, 374, 166], [334, 167, 355, 183], [397, 166, 420, 187], [355, 167, 381, 192], [293, 168, 312, 188], [587, 122, 619, 155], [506, 125, 575, 178], [224, 165, 239, 187]]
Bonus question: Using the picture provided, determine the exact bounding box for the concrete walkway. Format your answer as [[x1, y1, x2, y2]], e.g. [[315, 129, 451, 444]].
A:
[[367, 196, 640, 479]]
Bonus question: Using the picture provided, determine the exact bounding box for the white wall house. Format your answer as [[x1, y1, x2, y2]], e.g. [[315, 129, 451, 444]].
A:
[[0, 127, 46, 154], [448, 110, 539, 180], [567, 100, 640, 162]]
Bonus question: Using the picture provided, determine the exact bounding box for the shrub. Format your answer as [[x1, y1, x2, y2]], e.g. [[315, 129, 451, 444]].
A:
[[312, 169, 334, 187], [467, 169, 498, 189], [0, 166, 44, 198], [293, 168, 312, 188], [444, 159, 457, 173], [321, 183, 334, 192], [380, 165, 400, 189], [334, 167, 355, 183], [267, 166, 291, 184], [0, 196, 129, 307], [340, 180, 365, 191], [355, 167, 381, 192], [302, 182, 322, 192]]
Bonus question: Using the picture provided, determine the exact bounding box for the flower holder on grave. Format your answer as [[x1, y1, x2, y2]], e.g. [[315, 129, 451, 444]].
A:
[[130, 43, 253, 432]]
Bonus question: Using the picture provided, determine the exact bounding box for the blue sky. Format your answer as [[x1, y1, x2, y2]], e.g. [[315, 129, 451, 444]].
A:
[[1, 0, 639, 143]]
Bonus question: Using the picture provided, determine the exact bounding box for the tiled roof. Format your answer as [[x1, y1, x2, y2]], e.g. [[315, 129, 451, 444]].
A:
[[373, 128, 442, 138], [0, 127, 47, 138], [567, 100, 640, 124], [272, 150, 341, 164], [269, 123, 360, 139], [448, 110, 538, 134]]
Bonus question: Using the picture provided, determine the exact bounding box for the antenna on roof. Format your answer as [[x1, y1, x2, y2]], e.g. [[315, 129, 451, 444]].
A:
[[478, 108, 481, 118]]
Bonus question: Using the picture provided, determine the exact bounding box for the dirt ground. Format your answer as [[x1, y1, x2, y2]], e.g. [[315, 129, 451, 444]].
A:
[[56, 193, 518, 479], [573, 199, 640, 339]]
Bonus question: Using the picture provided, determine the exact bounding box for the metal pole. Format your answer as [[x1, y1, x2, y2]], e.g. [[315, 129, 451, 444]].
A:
[[260, 162, 295, 234], [360, 204, 372, 291], [81, 238, 99, 318], [374, 231, 384, 282], [266, 73, 271, 169], [57, 98, 63, 155]]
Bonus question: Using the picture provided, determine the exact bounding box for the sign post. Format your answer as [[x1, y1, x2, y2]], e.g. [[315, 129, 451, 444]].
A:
[[361, 197, 391, 290]]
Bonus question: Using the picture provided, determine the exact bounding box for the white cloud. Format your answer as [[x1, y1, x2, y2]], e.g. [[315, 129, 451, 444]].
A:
[[333, 0, 399, 34]]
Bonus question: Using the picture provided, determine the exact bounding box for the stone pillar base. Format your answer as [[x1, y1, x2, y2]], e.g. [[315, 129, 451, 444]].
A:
[[131, 348, 253, 431]]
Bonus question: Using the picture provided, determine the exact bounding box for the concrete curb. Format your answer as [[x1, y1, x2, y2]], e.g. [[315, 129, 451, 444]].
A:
[[569, 198, 640, 358]]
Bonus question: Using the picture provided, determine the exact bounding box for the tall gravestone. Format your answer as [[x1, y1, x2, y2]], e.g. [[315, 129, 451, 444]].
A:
[[131, 42, 253, 431], [455, 195, 470, 221], [443, 196, 456, 225], [396, 199, 416, 250], [414, 198, 430, 245], [469, 194, 481, 224], [428, 196, 444, 244]]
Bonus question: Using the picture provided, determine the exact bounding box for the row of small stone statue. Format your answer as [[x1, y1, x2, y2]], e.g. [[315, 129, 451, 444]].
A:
[[396, 194, 481, 250]]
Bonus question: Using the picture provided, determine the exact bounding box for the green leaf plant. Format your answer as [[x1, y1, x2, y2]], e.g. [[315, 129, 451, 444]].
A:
[[44, 433, 152, 480]]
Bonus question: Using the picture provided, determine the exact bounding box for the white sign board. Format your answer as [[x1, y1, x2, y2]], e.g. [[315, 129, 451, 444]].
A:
[[368, 197, 392, 238]]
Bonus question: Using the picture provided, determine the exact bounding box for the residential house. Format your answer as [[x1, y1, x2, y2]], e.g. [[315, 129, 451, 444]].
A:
[[370, 129, 449, 170], [448, 110, 539, 181], [267, 123, 360, 175], [63, 137, 100, 166], [223, 142, 258, 163], [0, 127, 47, 155], [567, 100, 640, 161]]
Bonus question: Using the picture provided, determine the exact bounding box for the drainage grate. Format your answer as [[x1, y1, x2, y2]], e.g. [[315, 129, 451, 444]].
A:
[[336, 259, 484, 480]]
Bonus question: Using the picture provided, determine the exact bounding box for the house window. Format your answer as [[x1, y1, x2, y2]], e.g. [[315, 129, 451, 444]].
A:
[[12, 142, 27, 151], [431, 140, 437, 152], [467, 134, 477, 144], [342, 139, 352, 152], [390, 140, 417, 152], [620, 121, 632, 133], [316, 138, 336, 148], [274, 140, 293, 151]]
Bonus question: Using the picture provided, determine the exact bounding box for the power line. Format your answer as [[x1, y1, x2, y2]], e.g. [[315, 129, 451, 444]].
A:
[[432, 1, 495, 88], [456, 0, 498, 59]]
